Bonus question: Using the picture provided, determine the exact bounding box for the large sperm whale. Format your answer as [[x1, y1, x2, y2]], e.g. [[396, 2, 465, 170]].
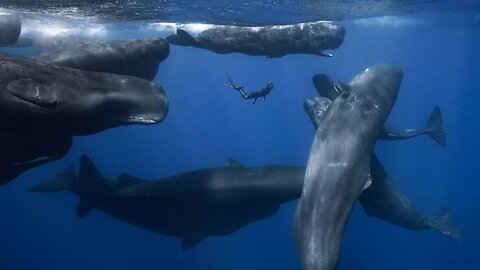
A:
[[0, 53, 168, 185], [166, 21, 345, 58], [0, 53, 168, 135], [28, 155, 306, 249], [294, 65, 402, 270], [304, 97, 460, 242]]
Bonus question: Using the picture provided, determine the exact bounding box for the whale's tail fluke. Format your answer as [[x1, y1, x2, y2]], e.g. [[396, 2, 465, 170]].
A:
[[27, 155, 108, 218], [428, 207, 461, 242], [166, 29, 196, 46], [425, 106, 447, 147], [76, 154, 108, 218], [27, 165, 76, 193]]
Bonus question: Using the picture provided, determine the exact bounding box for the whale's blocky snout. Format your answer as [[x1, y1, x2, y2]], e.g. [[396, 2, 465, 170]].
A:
[[0, 9, 21, 47]]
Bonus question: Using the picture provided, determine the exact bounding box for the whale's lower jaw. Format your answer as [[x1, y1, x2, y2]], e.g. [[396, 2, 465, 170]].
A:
[[126, 116, 158, 125]]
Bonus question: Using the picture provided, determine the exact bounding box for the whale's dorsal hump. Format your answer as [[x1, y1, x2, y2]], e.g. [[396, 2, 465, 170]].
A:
[[227, 158, 244, 167]]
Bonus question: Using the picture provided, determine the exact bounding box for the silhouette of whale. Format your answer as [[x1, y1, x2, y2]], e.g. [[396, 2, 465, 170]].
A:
[[294, 65, 402, 270], [166, 21, 345, 58]]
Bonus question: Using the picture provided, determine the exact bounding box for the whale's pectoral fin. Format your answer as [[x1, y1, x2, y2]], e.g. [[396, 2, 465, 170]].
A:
[[181, 235, 206, 249], [7, 78, 57, 107], [226, 158, 244, 167], [363, 173, 372, 191], [76, 155, 107, 218]]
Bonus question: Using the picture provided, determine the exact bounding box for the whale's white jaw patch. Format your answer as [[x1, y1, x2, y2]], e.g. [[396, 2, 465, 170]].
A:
[[126, 116, 157, 124]]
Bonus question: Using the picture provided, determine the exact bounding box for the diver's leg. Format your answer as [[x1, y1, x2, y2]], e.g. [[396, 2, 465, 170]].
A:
[[239, 89, 249, 99]]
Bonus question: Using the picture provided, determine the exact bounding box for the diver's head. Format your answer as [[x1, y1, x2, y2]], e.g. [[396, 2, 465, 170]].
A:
[[266, 82, 274, 89]]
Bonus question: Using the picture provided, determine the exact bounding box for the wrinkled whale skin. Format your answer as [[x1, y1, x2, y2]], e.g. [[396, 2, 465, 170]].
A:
[[304, 96, 461, 242], [36, 38, 170, 80], [294, 65, 402, 270], [29, 156, 305, 249], [0, 52, 168, 136], [167, 21, 345, 57], [0, 52, 168, 185]]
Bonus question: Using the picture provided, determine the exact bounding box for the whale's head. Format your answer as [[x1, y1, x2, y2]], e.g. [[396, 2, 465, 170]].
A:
[[0, 9, 21, 46], [311, 65, 402, 140], [330, 64, 402, 132], [0, 54, 168, 135], [348, 64, 402, 117]]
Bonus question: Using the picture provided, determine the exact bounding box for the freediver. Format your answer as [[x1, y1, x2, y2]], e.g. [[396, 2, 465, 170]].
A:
[[224, 77, 273, 104]]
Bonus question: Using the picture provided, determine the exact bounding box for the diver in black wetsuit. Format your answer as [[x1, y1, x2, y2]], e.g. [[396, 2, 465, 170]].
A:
[[224, 77, 274, 104]]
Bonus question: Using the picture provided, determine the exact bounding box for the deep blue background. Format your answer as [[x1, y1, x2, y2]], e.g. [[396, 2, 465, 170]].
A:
[[1, 14, 479, 270]]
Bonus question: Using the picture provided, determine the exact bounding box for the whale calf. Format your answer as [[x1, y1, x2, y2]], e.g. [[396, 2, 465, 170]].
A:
[[36, 38, 170, 80], [166, 21, 345, 58], [294, 65, 402, 270], [0, 9, 21, 47], [29, 155, 306, 249], [312, 73, 446, 146], [304, 97, 460, 242]]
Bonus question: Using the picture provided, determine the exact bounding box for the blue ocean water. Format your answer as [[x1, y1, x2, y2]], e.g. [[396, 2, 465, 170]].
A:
[[1, 4, 480, 270]]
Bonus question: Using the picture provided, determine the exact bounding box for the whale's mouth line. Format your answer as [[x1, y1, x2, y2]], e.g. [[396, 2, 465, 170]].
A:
[[6, 90, 51, 111], [13, 156, 52, 166], [126, 115, 157, 125]]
